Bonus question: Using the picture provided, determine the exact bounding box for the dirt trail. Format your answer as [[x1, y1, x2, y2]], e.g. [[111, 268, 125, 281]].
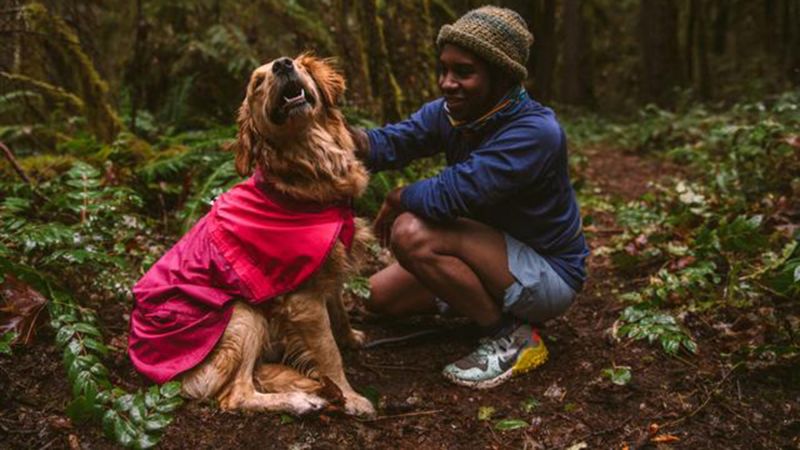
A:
[[1, 146, 797, 449]]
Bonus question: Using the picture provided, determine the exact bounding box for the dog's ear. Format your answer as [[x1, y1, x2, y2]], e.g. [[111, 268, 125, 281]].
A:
[[297, 53, 346, 108], [231, 101, 259, 176]]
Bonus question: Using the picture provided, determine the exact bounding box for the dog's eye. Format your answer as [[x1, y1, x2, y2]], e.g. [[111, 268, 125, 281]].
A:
[[253, 75, 266, 88]]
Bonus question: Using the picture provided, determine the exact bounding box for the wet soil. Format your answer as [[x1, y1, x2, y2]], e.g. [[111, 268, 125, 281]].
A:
[[1, 146, 798, 449]]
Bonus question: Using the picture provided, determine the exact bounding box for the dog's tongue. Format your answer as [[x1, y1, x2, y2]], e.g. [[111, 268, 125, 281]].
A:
[[283, 89, 306, 109]]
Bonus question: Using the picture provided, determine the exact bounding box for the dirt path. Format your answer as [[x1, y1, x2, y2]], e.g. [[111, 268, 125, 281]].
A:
[[1, 146, 797, 449]]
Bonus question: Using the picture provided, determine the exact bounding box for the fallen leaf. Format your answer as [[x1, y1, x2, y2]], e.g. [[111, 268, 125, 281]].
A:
[[784, 135, 800, 149], [494, 418, 528, 431], [478, 406, 495, 421], [68, 434, 80, 450], [544, 383, 566, 401], [651, 434, 680, 443], [0, 275, 48, 345], [565, 442, 588, 450]]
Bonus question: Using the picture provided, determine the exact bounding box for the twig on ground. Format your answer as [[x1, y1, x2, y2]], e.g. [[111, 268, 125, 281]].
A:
[[485, 421, 503, 447], [363, 329, 440, 349], [662, 361, 744, 429], [357, 409, 443, 423], [360, 361, 427, 372]]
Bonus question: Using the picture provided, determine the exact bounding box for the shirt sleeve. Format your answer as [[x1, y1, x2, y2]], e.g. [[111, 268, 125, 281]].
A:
[[366, 100, 444, 172], [400, 121, 562, 222]]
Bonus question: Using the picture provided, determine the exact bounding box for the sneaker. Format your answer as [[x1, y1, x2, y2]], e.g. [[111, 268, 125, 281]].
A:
[[442, 323, 548, 389]]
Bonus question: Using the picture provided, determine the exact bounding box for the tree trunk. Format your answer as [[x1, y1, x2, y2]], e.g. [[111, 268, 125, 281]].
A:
[[530, 0, 557, 102], [692, 0, 711, 100], [712, 0, 728, 55], [358, 0, 402, 122], [638, 0, 682, 107], [332, 0, 373, 112], [562, 0, 594, 106]]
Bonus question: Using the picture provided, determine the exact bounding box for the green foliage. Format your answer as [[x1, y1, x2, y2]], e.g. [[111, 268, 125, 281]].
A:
[[0, 331, 18, 355], [494, 419, 528, 431], [0, 256, 182, 449], [602, 94, 799, 355], [101, 383, 183, 448], [617, 306, 698, 356], [601, 366, 632, 386], [344, 275, 371, 300]]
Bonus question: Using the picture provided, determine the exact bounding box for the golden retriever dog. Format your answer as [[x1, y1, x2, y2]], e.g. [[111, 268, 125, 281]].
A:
[[179, 54, 374, 416]]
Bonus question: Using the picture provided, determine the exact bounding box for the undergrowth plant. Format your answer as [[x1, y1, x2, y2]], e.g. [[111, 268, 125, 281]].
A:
[[0, 158, 184, 448], [605, 92, 800, 357]]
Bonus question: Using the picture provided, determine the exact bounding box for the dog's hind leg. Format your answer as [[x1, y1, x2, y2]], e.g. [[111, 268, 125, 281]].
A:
[[254, 363, 321, 394], [183, 302, 326, 414]]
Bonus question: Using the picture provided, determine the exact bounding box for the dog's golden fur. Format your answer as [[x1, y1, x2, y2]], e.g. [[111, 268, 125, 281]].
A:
[[180, 54, 374, 416]]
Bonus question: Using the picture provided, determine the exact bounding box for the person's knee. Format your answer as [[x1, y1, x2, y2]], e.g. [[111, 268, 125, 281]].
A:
[[389, 212, 434, 264]]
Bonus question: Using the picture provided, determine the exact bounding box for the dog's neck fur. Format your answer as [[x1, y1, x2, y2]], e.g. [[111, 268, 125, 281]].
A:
[[259, 114, 368, 205]]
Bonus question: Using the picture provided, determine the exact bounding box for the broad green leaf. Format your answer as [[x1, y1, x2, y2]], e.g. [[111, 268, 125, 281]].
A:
[[145, 385, 160, 408], [155, 397, 183, 413], [137, 432, 160, 449], [601, 366, 632, 386], [66, 396, 95, 423], [143, 413, 171, 432], [113, 415, 136, 447], [84, 338, 109, 356], [114, 393, 135, 412], [159, 381, 182, 399], [56, 326, 76, 346], [494, 419, 528, 431], [0, 331, 17, 355]]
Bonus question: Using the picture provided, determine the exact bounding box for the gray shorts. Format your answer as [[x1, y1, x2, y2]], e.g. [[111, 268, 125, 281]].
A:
[[436, 234, 577, 324]]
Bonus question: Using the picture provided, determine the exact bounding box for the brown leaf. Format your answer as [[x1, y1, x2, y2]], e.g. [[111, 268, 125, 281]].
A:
[[651, 434, 680, 443], [0, 275, 48, 345], [670, 255, 696, 271], [317, 376, 345, 407]]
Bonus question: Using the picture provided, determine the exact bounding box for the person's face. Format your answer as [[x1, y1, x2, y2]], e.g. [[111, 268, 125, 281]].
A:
[[438, 44, 497, 122]]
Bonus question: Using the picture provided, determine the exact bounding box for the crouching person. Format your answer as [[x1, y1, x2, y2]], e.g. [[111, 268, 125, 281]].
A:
[[352, 6, 589, 389]]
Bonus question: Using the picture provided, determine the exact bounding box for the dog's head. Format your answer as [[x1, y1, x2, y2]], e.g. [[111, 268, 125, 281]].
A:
[[233, 54, 347, 176]]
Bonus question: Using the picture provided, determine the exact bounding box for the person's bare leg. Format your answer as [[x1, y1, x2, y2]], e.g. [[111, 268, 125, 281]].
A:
[[367, 262, 438, 316], [369, 212, 515, 328]]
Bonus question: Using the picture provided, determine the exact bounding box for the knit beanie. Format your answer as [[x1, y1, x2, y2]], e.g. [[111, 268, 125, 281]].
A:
[[437, 6, 534, 81]]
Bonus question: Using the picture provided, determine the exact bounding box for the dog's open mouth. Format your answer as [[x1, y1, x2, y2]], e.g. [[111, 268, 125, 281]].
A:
[[279, 80, 310, 111]]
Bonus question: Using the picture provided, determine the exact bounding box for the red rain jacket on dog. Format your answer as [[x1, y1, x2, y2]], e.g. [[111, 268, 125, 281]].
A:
[[128, 171, 354, 384]]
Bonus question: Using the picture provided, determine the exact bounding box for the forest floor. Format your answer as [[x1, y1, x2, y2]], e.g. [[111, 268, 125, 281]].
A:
[[1, 145, 798, 449]]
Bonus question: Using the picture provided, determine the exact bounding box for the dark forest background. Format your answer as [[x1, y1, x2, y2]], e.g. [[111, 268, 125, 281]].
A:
[[1, 0, 798, 147]]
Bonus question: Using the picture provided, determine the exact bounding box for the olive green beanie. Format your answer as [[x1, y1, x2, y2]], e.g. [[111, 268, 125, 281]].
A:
[[437, 6, 534, 81]]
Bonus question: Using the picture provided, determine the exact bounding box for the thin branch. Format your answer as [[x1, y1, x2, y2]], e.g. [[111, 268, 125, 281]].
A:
[[357, 409, 443, 423], [0, 140, 31, 184]]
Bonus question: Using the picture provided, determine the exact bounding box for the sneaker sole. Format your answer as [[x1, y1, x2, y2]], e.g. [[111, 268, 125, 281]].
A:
[[442, 342, 549, 390]]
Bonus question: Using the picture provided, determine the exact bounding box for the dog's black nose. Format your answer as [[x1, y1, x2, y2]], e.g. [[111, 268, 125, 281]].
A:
[[272, 57, 294, 75]]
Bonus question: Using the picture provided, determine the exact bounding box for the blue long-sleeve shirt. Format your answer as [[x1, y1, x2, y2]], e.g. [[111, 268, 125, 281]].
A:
[[367, 97, 589, 291]]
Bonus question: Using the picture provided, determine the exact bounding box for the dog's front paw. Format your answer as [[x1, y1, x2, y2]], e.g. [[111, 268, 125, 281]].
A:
[[344, 328, 367, 349], [287, 392, 328, 415], [344, 393, 376, 417]]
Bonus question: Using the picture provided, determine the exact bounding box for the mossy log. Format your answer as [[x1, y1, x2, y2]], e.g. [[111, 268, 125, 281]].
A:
[[21, 3, 122, 143], [0, 71, 85, 114]]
